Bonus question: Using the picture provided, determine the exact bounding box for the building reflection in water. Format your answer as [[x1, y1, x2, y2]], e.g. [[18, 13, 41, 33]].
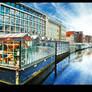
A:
[[43, 47, 92, 85]]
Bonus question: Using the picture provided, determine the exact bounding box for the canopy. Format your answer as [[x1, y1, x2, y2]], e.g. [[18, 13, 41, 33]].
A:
[[0, 33, 31, 41]]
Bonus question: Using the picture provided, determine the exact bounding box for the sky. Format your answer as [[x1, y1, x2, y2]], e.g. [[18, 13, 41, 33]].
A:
[[24, 2, 92, 36]]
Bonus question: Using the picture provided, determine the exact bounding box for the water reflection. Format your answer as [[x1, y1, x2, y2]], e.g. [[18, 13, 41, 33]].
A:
[[43, 48, 92, 85]]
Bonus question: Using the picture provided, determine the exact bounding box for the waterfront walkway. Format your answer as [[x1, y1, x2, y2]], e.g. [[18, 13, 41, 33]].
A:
[[43, 48, 92, 85]]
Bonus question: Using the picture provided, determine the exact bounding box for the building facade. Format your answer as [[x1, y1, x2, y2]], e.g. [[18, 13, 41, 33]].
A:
[[46, 16, 66, 41], [66, 31, 75, 42], [0, 2, 46, 37], [74, 31, 83, 43], [85, 35, 92, 43], [61, 24, 66, 41]]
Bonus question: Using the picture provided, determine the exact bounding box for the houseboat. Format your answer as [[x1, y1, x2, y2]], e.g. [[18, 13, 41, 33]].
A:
[[0, 33, 55, 85]]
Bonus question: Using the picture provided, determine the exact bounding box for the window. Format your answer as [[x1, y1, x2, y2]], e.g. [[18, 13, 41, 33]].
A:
[[16, 4, 20, 9], [32, 16, 34, 21], [35, 18, 38, 22], [0, 15, 4, 22], [21, 28, 24, 33], [5, 16, 10, 24], [36, 23, 37, 29], [0, 11, 4, 15], [29, 9, 32, 13], [5, 25, 9, 31], [16, 27, 19, 32], [39, 25, 40, 30], [35, 29, 37, 33], [29, 21, 31, 27], [15, 11, 20, 18], [5, 7, 10, 14], [0, 21, 3, 24], [25, 8, 29, 12], [32, 23, 34, 28], [21, 12, 24, 18], [25, 21, 27, 26], [0, 6, 4, 12], [21, 20, 24, 26], [38, 18, 40, 23], [21, 6, 24, 11], [11, 3, 15, 7], [25, 27, 27, 33], [11, 26, 15, 32], [16, 18, 20, 25], [11, 17, 15, 25], [0, 24, 3, 31], [11, 9, 15, 15], [25, 14, 27, 19], [29, 15, 31, 21]]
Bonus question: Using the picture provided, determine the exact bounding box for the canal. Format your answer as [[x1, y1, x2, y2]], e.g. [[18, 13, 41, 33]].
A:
[[43, 48, 92, 85]]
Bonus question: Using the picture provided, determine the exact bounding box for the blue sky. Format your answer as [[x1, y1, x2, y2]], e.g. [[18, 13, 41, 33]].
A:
[[24, 2, 92, 35]]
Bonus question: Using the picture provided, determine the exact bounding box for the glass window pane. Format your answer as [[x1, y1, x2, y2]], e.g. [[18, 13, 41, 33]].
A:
[[5, 7, 10, 13], [0, 21, 3, 24], [11, 3, 15, 7], [11, 17, 15, 25], [0, 6, 4, 12], [25, 8, 29, 12], [15, 11, 20, 18], [25, 21, 27, 25], [16, 18, 20, 25], [32, 16, 34, 21], [21, 27, 24, 33], [21, 20, 24, 26], [29, 21, 31, 27], [0, 11, 4, 15], [29, 9, 32, 13], [5, 25, 9, 31], [11, 9, 15, 15], [16, 27, 19, 32], [5, 16, 10, 24], [11, 26, 15, 32], [16, 4, 20, 9], [21, 6, 24, 11], [29, 15, 31, 21], [0, 24, 3, 31], [25, 14, 27, 19], [21, 12, 24, 18], [0, 15, 4, 21], [25, 27, 27, 33]]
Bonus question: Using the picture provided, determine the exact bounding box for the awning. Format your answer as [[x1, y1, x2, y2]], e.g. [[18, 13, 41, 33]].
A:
[[0, 33, 31, 41]]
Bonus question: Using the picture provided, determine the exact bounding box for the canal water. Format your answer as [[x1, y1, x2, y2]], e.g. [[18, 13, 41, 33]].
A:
[[42, 48, 92, 85]]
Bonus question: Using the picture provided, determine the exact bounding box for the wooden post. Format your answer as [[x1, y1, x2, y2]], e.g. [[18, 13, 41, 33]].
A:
[[16, 41, 21, 85], [19, 41, 21, 69]]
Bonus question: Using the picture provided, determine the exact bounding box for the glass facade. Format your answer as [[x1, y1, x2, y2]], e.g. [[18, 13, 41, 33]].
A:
[[0, 40, 55, 68], [0, 3, 46, 36]]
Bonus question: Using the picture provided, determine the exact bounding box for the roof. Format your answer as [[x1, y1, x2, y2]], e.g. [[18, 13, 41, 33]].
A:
[[48, 16, 62, 26], [0, 33, 28, 38]]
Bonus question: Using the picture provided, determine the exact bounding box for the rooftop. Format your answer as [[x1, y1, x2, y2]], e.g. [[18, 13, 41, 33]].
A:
[[0, 33, 28, 38]]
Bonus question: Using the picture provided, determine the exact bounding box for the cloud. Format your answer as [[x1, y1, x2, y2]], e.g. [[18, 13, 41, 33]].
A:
[[51, 3, 92, 35], [24, 3, 92, 35]]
